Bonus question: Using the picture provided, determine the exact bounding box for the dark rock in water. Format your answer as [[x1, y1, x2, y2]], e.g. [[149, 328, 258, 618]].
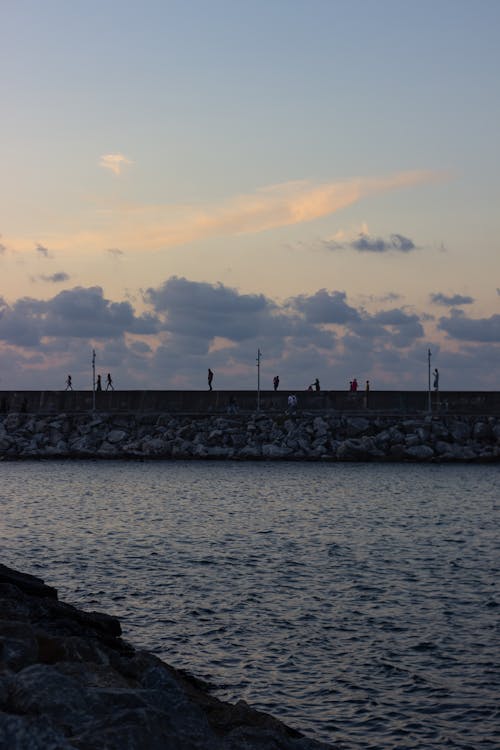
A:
[[0, 564, 335, 749], [0, 564, 58, 600]]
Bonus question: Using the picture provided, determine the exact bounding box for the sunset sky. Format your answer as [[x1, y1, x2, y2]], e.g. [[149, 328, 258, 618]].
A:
[[1, 0, 499, 390]]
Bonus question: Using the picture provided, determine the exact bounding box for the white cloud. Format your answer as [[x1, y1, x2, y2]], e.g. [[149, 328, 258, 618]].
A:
[[99, 153, 133, 175]]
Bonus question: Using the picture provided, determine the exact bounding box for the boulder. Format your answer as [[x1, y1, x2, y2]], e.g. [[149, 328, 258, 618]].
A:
[[106, 429, 128, 444], [473, 421, 492, 440], [405, 445, 434, 460], [344, 417, 370, 437], [0, 564, 333, 749]]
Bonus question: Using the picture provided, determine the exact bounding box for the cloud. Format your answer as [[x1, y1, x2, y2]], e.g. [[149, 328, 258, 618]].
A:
[[362, 292, 402, 304], [0, 286, 159, 346], [430, 292, 475, 306], [35, 243, 51, 258], [0, 243, 6, 255], [106, 248, 125, 257], [347, 232, 416, 253], [23, 169, 442, 255], [40, 272, 71, 283], [145, 276, 289, 343], [99, 153, 133, 175], [437, 309, 500, 343], [364, 308, 425, 347], [290, 289, 361, 324]]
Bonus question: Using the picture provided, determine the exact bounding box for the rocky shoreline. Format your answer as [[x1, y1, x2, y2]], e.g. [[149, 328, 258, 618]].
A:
[[0, 563, 335, 749], [0, 411, 499, 462]]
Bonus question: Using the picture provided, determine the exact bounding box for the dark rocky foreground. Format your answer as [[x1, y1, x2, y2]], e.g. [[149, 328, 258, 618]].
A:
[[0, 411, 499, 462], [0, 564, 335, 749]]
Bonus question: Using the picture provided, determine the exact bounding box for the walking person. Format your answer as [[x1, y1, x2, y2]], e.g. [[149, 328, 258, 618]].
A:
[[273, 375, 280, 391], [208, 368, 214, 391], [96, 374, 102, 391], [65, 374, 73, 391], [106, 373, 114, 391]]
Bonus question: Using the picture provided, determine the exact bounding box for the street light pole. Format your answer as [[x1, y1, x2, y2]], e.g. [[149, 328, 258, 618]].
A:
[[256, 348, 262, 412], [427, 348, 432, 413], [92, 349, 96, 411]]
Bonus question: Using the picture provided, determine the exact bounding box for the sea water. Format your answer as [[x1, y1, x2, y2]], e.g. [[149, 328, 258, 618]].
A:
[[1, 460, 498, 749]]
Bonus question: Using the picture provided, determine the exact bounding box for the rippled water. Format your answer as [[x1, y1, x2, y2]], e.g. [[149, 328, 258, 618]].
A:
[[1, 460, 498, 748]]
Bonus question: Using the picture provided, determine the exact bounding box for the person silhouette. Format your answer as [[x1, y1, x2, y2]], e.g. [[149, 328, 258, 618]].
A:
[[433, 368, 439, 391], [65, 374, 73, 391], [106, 373, 114, 391], [96, 374, 102, 391], [273, 375, 280, 391], [208, 368, 214, 391]]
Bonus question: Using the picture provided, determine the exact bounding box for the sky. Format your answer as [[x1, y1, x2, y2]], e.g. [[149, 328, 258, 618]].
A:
[[0, 0, 499, 391]]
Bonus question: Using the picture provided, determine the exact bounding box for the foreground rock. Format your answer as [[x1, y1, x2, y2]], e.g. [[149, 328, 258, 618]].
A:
[[0, 564, 335, 749], [0, 411, 499, 462]]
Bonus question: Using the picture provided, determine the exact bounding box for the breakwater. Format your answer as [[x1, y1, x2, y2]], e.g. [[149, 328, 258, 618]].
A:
[[1, 389, 500, 415], [1, 411, 499, 461]]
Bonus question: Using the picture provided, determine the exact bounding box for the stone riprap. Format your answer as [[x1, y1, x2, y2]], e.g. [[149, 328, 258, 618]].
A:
[[0, 564, 335, 750], [0, 412, 499, 462]]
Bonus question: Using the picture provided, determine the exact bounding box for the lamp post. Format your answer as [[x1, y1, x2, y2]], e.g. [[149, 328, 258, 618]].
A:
[[427, 348, 432, 413], [256, 348, 262, 412], [92, 349, 96, 411]]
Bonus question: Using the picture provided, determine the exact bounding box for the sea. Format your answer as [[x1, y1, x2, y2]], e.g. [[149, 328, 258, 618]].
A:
[[1, 460, 498, 749]]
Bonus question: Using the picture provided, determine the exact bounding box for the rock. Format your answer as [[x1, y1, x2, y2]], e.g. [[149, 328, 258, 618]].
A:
[[449, 420, 471, 442], [435, 440, 455, 455], [262, 443, 288, 458], [141, 437, 169, 454], [97, 441, 119, 456], [473, 421, 492, 440], [337, 439, 369, 460], [404, 433, 421, 447], [313, 417, 328, 437], [0, 565, 333, 750], [405, 445, 434, 460], [344, 417, 370, 437], [107, 429, 128, 444], [239, 444, 262, 458]]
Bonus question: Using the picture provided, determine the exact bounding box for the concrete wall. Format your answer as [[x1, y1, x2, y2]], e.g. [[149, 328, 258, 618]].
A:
[[1, 390, 499, 415]]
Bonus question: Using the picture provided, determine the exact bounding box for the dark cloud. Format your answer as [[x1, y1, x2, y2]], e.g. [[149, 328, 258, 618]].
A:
[[145, 276, 288, 342], [437, 310, 500, 343], [0, 296, 45, 346], [290, 289, 361, 324], [106, 248, 125, 258], [45, 287, 158, 338], [40, 272, 71, 283], [430, 292, 474, 306], [288, 292, 423, 347], [0, 286, 159, 345], [366, 309, 424, 347], [349, 233, 416, 253], [35, 243, 51, 258], [0, 243, 6, 255]]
